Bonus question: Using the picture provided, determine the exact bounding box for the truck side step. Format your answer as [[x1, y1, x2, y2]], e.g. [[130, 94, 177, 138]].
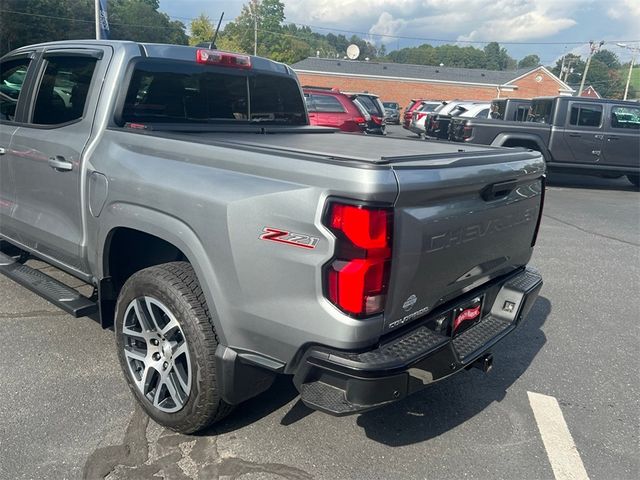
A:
[[0, 252, 97, 317]]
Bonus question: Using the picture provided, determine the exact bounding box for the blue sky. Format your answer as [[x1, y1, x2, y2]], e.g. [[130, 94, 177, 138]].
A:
[[159, 0, 640, 65]]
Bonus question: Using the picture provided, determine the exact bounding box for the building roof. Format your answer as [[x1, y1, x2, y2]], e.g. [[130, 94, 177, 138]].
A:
[[291, 57, 540, 87]]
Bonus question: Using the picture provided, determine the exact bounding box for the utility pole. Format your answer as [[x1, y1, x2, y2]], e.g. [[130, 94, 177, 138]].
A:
[[251, 0, 258, 56], [578, 40, 604, 96], [617, 43, 640, 101]]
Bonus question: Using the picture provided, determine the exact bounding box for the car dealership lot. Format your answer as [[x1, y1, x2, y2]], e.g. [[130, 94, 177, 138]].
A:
[[0, 133, 638, 479]]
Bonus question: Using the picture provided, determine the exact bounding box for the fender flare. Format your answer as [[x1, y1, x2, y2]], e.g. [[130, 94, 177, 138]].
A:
[[491, 133, 551, 162], [97, 202, 228, 344]]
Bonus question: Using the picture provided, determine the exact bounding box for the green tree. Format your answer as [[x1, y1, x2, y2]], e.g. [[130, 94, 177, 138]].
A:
[[592, 49, 621, 70], [0, 0, 187, 56], [518, 54, 540, 69], [484, 42, 514, 70], [189, 13, 215, 46]]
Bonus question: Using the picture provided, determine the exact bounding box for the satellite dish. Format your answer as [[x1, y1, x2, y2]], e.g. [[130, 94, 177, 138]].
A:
[[346, 44, 360, 60]]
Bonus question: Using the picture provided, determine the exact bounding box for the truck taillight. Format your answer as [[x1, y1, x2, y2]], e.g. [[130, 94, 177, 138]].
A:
[[324, 202, 393, 317], [196, 49, 252, 69], [462, 126, 473, 140]]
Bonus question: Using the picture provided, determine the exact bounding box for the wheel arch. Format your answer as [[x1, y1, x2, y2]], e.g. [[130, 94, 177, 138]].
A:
[[492, 133, 551, 162], [96, 204, 226, 341]]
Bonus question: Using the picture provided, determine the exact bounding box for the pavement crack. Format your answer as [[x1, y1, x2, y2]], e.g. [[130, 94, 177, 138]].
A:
[[0, 310, 68, 319], [543, 213, 640, 247]]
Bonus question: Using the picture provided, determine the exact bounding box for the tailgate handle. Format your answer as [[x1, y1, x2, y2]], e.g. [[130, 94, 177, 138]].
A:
[[482, 180, 517, 201]]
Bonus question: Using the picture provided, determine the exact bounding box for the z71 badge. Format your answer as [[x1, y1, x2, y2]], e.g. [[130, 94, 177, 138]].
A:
[[259, 227, 319, 249]]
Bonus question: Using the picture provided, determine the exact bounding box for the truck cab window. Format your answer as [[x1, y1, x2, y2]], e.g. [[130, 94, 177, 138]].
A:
[[32, 56, 97, 125], [0, 57, 31, 122], [569, 104, 602, 128], [527, 100, 553, 124], [121, 60, 305, 125]]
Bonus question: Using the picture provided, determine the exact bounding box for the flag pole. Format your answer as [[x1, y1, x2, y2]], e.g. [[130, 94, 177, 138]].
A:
[[95, 0, 101, 39]]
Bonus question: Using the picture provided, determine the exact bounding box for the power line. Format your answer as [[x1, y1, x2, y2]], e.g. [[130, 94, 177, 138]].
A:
[[3, 8, 639, 48], [0, 9, 187, 30]]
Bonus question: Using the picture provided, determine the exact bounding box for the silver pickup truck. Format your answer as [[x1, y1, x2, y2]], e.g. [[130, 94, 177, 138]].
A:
[[0, 41, 544, 433]]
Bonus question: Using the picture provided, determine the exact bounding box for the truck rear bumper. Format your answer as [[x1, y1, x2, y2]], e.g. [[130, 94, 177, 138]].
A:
[[293, 267, 542, 416]]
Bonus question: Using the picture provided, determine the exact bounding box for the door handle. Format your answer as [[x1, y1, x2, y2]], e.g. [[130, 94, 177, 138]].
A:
[[48, 156, 73, 172], [594, 134, 604, 140], [607, 136, 620, 141], [568, 133, 581, 137], [0, 146, 6, 155]]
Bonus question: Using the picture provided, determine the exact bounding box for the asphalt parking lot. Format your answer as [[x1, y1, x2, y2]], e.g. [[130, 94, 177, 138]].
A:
[[0, 126, 638, 480]]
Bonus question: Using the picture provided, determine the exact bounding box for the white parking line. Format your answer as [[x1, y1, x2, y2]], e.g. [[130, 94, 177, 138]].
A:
[[528, 391, 590, 480]]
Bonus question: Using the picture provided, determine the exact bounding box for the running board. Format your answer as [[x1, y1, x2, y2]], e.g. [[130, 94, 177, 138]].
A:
[[0, 252, 97, 317]]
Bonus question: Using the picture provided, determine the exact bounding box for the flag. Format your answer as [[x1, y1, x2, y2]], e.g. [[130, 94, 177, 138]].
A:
[[98, 0, 110, 39]]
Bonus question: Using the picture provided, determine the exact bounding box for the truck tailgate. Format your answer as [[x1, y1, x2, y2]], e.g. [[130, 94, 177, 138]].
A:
[[384, 149, 544, 331]]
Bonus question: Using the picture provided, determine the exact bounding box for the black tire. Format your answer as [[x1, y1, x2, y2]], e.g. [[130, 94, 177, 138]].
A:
[[115, 262, 232, 433], [627, 174, 640, 188]]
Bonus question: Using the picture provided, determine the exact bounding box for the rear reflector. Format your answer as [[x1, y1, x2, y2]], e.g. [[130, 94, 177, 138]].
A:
[[196, 49, 251, 69], [324, 202, 393, 317]]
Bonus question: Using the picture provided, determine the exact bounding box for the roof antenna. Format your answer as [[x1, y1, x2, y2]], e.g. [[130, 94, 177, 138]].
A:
[[195, 12, 224, 50], [211, 12, 224, 49]]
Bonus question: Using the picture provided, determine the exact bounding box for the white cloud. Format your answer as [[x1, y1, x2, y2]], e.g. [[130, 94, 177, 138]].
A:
[[284, 0, 589, 44]]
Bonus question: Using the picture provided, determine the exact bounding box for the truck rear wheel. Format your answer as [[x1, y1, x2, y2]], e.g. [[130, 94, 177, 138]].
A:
[[627, 174, 640, 188], [114, 262, 232, 433]]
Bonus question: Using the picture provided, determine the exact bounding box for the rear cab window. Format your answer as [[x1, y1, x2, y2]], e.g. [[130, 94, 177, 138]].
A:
[[120, 59, 306, 126], [0, 57, 32, 122], [527, 99, 554, 124]]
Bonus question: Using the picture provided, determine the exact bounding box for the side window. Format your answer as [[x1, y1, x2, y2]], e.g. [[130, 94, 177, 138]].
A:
[[569, 104, 602, 128], [515, 106, 529, 121], [304, 94, 316, 112], [476, 108, 490, 118], [611, 106, 640, 130], [32, 55, 97, 125], [0, 57, 31, 122], [312, 95, 345, 113]]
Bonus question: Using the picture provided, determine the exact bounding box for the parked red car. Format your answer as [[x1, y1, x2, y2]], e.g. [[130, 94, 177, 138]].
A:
[[303, 88, 367, 133]]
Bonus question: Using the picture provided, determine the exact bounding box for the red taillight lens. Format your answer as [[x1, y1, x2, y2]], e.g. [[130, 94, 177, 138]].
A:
[[462, 126, 473, 139], [354, 116, 366, 125], [371, 115, 383, 125], [196, 49, 252, 69], [324, 203, 393, 317]]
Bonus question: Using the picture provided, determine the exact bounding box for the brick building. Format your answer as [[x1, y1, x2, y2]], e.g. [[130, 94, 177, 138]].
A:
[[292, 57, 573, 107]]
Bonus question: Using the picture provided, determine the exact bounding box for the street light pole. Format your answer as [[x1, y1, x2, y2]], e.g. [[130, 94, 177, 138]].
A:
[[617, 43, 639, 101], [578, 40, 604, 96]]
